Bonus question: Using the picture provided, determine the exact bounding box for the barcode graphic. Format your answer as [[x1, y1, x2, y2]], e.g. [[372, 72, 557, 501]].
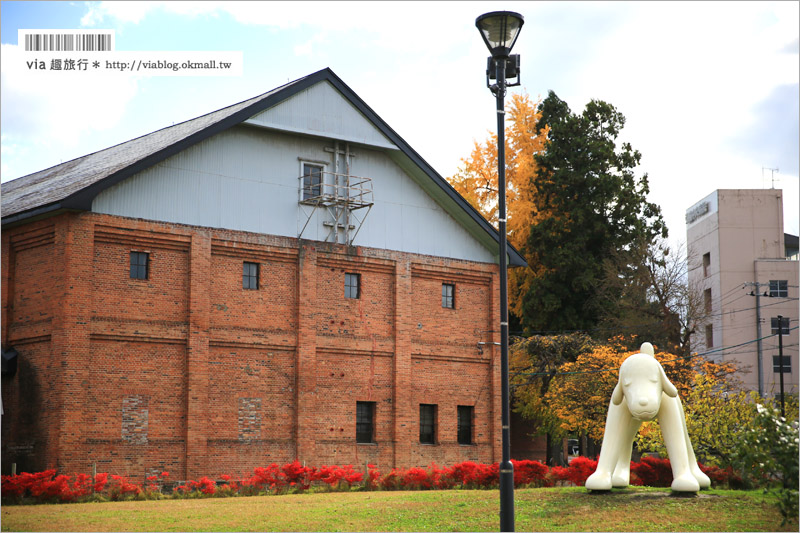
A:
[[24, 33, 113, 51]]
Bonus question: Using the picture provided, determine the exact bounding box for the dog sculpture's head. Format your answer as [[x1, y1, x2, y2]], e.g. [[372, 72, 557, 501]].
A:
[[611, 342, 678, 421]]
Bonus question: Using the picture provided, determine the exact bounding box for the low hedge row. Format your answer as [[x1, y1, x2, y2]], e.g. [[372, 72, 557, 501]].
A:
[[1, 456, 742, 504]]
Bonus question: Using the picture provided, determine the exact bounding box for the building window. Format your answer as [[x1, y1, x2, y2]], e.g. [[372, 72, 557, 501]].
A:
[[773, 355, 792, 373], [302, 163, 323, 200], [243, 262, 259, 290], [457, 405, 474, 445], [769, 280, 788, 298], [345, 273, 360, 299], [771, 316, 790, 335], [356, 401, 375, 443], [704, 288, 712, 314], [705, 324, 713, 349], [442, 283, 455, 309], [130, 252, 149, 280], [702, 252, 710, 277], [419, 404, 436, 444]]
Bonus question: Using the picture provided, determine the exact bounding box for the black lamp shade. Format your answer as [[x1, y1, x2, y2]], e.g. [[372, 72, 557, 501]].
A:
[[476, 11, 524, 58]]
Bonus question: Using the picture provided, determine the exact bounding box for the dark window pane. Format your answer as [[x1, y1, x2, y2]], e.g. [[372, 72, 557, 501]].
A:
[[773, 355, 792, 373], [130, 252, 148, 280], [345, 273, 360, 299], [769, 280, 788, 298], [356, 401, 374, 443], [303, 164, 323, 200], [442, 283, 454, 308], [420, 404, 436, 444], [458, 405, 473, 445], [243, 262, 259, 290], [771, 316, 790, 335]]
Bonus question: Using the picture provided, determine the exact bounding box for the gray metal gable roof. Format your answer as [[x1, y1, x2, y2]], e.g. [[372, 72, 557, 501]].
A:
[[1, 68, 526, 267]]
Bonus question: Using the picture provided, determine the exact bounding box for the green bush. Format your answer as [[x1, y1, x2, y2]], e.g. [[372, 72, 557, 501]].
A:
[[735, 404, 799, 524]]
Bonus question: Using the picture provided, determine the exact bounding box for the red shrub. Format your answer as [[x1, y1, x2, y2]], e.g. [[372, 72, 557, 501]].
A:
[[93, 472, 109, 493], [401, 467, 433, 490], [551, 457, 598, 486], [449, 461, 499, 488], [379, 468, 402, 490], [630, 456, 673, 487], [365, 465, 381, 490], [511, 459, 552, 487], [107, 474, 142, 500], [312, 464, 363, 488], [429, 464, 456, 490], [281, 460, 313, 491], [698, 463, 743, 489]]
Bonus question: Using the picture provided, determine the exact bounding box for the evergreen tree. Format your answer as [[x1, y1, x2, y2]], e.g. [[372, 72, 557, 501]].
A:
[[520, 91, 667, 334]]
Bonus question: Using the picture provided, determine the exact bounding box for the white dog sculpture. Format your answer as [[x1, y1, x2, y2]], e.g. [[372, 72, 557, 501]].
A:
[[585, 342, 711, 492]]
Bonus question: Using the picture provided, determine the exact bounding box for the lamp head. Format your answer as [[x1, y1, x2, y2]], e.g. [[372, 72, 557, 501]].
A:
[[476, 11, 524, 58]]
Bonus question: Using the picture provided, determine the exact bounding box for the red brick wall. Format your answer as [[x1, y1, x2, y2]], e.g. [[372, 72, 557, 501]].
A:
[[1, 211, 505, 479]]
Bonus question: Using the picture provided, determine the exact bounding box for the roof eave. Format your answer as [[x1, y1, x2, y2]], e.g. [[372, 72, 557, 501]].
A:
[[2, 67, 528, 267]]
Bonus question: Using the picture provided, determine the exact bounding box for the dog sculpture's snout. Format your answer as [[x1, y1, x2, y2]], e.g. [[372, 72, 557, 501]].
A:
[[638, 397, 649, 407]]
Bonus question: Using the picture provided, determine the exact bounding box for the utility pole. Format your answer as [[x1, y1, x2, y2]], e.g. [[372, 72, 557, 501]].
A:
[[745, 281, 767, 396], [777, 315, 785, 418]]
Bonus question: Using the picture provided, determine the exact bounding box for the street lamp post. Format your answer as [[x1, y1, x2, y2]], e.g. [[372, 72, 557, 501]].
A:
[[475, 11, 524, 533]]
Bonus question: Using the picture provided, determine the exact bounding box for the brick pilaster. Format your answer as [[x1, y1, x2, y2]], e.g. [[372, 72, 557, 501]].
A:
[[392, 260, 413, 467], [186, 233, 211, 478], [53, 214, 94, 471], [296, 242, 317, 462], [1, 228, 13, 345]]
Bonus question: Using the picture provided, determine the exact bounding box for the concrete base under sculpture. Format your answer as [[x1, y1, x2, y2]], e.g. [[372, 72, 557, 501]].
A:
[[585, 343, 711, 493]]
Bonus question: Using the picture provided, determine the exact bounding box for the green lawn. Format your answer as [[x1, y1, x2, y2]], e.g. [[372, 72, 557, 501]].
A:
[[2, 487, 797, 532]]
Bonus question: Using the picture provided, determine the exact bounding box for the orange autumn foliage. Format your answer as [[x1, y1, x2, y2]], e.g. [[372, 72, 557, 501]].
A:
[[543, 338, 733, 442], [448, 93, 547, 316]]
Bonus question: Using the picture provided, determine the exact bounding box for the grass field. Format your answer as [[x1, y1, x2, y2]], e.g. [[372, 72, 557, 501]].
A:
[[2, 486, 797, 532]]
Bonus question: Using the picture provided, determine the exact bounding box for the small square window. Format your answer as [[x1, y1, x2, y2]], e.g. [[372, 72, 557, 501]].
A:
[[457, 405, 474, 445], [419, 404, 437, 444], [442, 283, 455, 309], [243, 262, 259, 290], [771, 317, 790, 335], [130, 252, 149, 280], [773, 355, 792, 373], [356, 401, 375, 443], [345, 273, 360, 299], [769, 280, 788, 298]]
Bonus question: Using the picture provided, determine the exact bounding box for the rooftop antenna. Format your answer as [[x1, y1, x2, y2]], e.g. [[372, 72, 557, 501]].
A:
[[762, 167, 779, 189]]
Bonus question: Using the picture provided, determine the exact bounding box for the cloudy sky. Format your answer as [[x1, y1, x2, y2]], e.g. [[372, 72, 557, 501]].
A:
[[2, 1, 798, 242]]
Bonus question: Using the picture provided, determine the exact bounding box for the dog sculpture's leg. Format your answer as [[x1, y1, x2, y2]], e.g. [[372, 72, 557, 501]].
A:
[[611, 416, 642, 487], [658, 393, 700, 492], [675, 396, 711, 489], [586, 401, 631, 491]]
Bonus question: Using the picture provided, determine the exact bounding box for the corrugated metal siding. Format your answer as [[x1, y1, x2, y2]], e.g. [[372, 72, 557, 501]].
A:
[[244, 81, 398, 151], [93, 125, 495, 264]]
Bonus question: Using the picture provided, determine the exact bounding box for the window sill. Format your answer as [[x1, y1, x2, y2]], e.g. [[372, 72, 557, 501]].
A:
[[356, 442, 378, 446]]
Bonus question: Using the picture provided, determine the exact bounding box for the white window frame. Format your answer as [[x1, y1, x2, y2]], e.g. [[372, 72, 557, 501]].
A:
[[299, 160, 328, 202]]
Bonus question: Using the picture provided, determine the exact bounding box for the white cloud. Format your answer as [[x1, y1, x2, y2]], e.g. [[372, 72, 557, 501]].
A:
[[0, 43, 139, 178], [7, 1, 797, 238]]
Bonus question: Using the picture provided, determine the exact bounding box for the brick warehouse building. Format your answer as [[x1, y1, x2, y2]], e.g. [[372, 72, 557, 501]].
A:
[[1, 68, 530, 479]]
